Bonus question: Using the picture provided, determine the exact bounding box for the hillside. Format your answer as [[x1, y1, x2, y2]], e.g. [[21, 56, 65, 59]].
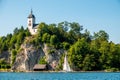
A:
[[0, 21, 120, 71]]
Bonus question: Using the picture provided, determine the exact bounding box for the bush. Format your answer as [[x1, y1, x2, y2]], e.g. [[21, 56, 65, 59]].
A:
[[11, 49, 17, 64], [105, 68, 119, 72], [48, 49, 55, 54], [62, 42, 70, 50], [39, 57, 47, 64], [56, 54, 64, 70]]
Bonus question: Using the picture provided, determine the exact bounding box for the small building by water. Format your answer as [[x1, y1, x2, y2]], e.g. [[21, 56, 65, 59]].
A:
[[33, 64, 47, 71]]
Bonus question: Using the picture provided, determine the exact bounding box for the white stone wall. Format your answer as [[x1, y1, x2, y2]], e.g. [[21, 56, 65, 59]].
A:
[[31, 28, 37, 35], [28, 17, 37, 35]]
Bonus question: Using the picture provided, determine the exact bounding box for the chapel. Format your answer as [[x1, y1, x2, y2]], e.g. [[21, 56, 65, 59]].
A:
[[27, 10, 39, 35]]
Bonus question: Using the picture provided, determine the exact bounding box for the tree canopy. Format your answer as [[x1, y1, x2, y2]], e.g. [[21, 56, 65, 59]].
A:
[[0, 21, 120, 71]]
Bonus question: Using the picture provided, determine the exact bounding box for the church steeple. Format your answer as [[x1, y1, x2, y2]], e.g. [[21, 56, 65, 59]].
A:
[[27, 9, 35, 30], [27, 9, 37, 35], [28, 9, 35, 18]]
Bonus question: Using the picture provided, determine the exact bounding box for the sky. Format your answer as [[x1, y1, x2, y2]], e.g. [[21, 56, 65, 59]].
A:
[[0, 0, 120, 43]]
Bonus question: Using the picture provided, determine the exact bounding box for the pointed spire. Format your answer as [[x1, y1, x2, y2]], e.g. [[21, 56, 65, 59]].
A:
[[28, 9, 35, 18], [31, 9, 33, 14]]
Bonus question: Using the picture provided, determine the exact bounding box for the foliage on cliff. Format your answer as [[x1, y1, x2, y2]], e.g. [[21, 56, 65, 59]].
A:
[[0, 21, 120, 71]]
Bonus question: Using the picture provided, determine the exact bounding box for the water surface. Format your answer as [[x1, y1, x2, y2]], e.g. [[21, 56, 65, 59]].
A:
[[0, 72, 120, 80]]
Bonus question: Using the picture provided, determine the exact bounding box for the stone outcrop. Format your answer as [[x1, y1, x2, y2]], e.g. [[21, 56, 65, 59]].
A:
[[43, 44, 64, 70], [0, 51, 10, 63], [12, 44, 64, 71], [12, 44, 45, 71]]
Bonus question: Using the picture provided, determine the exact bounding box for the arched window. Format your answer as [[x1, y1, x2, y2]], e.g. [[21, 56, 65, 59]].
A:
[[29, 20, 31, 26]]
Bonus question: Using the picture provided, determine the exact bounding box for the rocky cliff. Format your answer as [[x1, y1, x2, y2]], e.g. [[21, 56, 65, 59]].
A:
[[0, 51, 11, 63], [43, 44, 64, 70], [12, 44, 45, 71], [12, 44, 64, 71]]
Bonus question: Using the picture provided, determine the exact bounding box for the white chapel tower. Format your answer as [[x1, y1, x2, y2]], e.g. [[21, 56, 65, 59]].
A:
[[27, 9, 38, 35]]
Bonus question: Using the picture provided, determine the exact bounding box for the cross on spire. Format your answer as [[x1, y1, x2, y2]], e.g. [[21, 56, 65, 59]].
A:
[[31, 9, 33, 14]]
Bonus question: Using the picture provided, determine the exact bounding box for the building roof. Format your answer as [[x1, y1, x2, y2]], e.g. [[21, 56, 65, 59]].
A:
[[33, 24, 39, 29], [33, 64, 46, 69], [28, 9, 35, 18]]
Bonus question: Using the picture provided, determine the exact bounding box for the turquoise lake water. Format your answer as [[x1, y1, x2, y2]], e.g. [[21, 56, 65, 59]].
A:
[[0, 72, 120, 80]]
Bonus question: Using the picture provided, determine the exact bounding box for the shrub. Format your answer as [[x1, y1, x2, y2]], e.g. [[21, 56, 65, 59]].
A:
[[39, 57, 47, 64]]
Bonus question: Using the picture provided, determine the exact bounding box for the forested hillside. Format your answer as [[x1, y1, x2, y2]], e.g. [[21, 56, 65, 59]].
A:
[[0, 21, 120, 71]]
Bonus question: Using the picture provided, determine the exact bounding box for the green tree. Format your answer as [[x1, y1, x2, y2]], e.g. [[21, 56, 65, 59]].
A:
[[50, 35, 58, 45], [82, 29, 92, 42], [25, 28, 31, 36], [90, 40, 101, 70], [69, 22, 83, 35], [69, 38, 89, 70], [62, 42, 70, 50], [99, 41, 110, 69], [58, 21, 69, 32], [37, 22, 49, 40], [17, 32, 25, 45], [108, 42, 120, 69], [82, 54, 95, 71], [93, 30, 109, 41], [13, 27, 19, 35], [1, 42, 8, 51], [9, 35, 17, 49], [42, 33, 51, 43], [11, 49, 17, 64]]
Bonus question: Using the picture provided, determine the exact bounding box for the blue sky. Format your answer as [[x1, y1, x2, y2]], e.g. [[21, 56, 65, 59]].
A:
[[0, 0, 120, 43]]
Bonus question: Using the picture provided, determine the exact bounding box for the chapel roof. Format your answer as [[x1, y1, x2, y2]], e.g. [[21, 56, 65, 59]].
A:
[[28, 9, 35, 18], [33, 24, 39, 29]]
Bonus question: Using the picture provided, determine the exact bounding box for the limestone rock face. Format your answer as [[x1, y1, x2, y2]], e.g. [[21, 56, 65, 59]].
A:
[[12, 44, 64, 71], [12, 44, 45, 71], [43, 44, 64, 70], [0, 51, 10, 63]]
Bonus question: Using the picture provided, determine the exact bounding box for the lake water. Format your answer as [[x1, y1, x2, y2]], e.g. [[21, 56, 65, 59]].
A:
[[0, 72, 120, 80]]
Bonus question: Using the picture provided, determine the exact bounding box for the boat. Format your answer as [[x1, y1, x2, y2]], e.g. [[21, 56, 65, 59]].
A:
[[63, 54, 71, 72]]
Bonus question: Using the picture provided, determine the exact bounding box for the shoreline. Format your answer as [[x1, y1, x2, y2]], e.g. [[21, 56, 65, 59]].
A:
[[0, 69, 11, 72], [0, 69, 120, 73]]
